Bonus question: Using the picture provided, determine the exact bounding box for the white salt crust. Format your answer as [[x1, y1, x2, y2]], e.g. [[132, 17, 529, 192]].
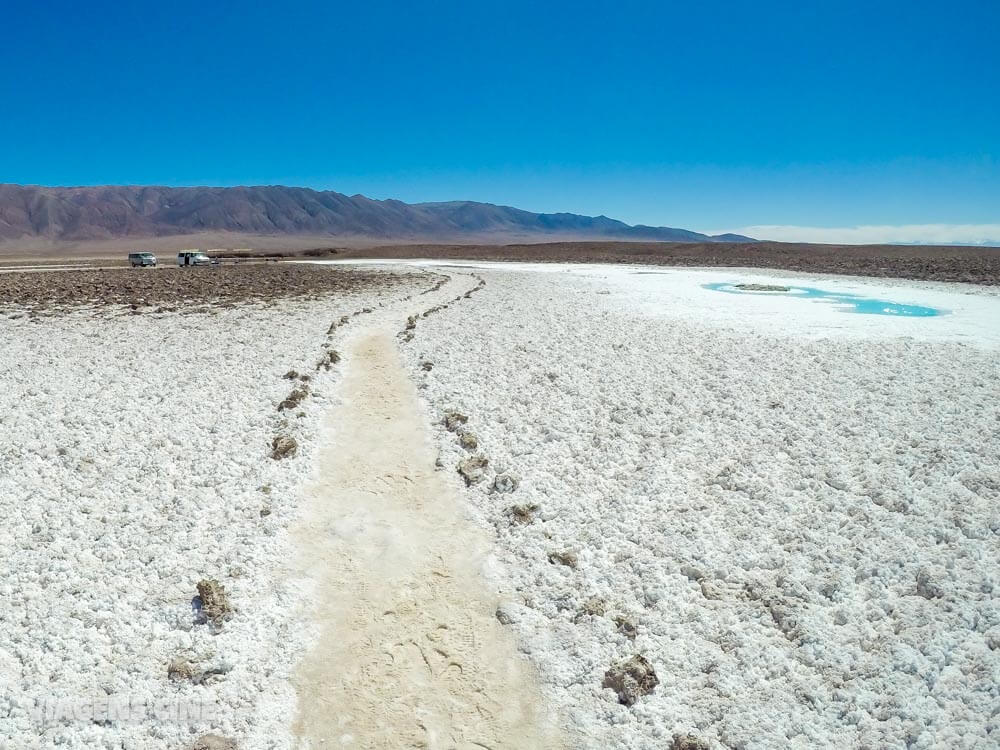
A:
[[397, 264, 1000, 749]]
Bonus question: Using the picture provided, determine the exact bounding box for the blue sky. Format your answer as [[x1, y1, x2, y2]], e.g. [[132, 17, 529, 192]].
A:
[[1, 1, 998, 242]]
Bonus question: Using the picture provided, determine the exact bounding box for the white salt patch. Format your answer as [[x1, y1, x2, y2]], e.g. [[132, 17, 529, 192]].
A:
[[0, 278, 428, 749], [395, 265, 1000, 749], [316, 259, 1000, 349]]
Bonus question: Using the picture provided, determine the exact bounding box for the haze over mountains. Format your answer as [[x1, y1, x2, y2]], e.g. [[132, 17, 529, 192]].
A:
[[0, 184, 753, 245]]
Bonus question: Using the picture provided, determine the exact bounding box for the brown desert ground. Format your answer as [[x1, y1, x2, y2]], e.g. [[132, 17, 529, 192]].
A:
[[0, 264, 421, 313], [1, 239, 997, 288]]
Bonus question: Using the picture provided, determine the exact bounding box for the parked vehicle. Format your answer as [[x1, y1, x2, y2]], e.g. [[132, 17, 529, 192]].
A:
[[128, 252, 157, 267], [177, 251, 211, 266]]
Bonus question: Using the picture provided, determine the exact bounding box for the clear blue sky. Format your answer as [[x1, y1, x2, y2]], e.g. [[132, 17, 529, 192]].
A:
[[1, 1, 998, 241]]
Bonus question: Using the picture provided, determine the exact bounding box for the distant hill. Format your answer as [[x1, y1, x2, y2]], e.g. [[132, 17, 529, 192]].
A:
[[0, 184, 754, 244]]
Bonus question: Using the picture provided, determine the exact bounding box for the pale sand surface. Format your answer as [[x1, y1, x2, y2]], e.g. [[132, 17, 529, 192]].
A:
[[290, 329, 563, 749]]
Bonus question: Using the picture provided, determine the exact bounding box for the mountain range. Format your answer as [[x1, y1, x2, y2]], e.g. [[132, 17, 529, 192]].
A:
[[0, 184, 754, 244]]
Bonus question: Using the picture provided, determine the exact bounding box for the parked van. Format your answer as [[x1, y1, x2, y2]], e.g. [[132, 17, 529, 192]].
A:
[[177, 251, 211, 266], [128, 252, 157, 267]]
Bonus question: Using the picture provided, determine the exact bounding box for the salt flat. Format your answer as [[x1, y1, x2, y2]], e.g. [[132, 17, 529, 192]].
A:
[[0, 271, 436, 749], [390, 263, 1000, 749], [2, 261, 997, 749]]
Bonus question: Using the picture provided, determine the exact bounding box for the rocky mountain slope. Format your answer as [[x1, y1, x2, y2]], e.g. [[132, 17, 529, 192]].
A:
[[0, 184, 753, 243]]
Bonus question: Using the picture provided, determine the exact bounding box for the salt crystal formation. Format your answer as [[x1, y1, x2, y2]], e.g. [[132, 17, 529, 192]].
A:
[[0, 275, 432, 749], [405, 264, 1000, 748], [602, 654, 659, 706]]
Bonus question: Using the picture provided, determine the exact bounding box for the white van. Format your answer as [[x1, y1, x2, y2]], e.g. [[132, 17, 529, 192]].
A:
[[177, 251, 211, 267], [128, 252, 157, 267]]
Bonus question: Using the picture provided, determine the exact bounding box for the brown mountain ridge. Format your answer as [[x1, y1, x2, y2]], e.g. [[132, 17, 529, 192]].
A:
[[0, 184, 754, 244]]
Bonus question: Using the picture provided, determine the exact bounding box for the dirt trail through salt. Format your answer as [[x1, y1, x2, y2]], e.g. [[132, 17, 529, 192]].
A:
[[290, 328, 562, 749]]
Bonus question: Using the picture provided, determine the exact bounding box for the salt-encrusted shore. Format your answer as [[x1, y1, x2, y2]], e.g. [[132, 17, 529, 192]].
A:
[[0, 268, 445, 749], [394, 264, 1000, 749], [3, 260, 998, 749]]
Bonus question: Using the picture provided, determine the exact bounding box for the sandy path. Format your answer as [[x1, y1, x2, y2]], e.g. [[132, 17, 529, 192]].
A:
[[290, 328, 562, 749]]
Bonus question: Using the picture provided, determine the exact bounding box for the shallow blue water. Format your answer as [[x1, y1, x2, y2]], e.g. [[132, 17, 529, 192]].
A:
[[703, 282, 945, 317]]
